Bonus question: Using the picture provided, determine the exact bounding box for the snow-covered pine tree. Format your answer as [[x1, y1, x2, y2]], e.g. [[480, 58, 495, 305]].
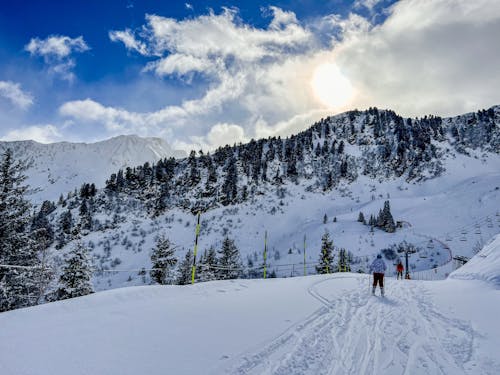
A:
[[316, 230, 334, 274], [221, 156, 238, 205], [150, 236, 177, 285], [188, 150, 201, 186], [79, 199, 92, 231], [31, 200, 55, 245], [383, 200, 396, 233], [55, 242, 93, 301], [358, 212, 365, 224], [198, 246, 217, 282], [217, 237, 243, 280], [177, 249, 193, 285], [32, 227, 54, 304], [0, 149, 41, 312], [376, 200, 396, 233]]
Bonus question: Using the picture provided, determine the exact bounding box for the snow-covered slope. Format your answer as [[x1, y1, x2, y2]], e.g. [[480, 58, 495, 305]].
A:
[[0, 135, 186, 203], [47, 150, 498, 293], [5, 105, 492, 298], [450, 234, 500, 287], [5, 105, 499, 295], [1, 268, 499, 374]]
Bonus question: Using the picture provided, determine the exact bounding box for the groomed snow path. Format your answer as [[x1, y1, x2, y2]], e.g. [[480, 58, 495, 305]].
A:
[[1, 274, 499, 375], [220, 276, 498, 375]]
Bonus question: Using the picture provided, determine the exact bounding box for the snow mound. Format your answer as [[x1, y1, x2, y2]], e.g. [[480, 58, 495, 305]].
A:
[[449, 234, 500, 287]]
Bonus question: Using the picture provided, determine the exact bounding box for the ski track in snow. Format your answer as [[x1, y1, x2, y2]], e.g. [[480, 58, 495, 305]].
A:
[[219, 276, 490, 375]]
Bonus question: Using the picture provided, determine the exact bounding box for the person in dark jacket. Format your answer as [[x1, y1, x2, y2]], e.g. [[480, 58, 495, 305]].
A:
[[369, 254, 387, 296]]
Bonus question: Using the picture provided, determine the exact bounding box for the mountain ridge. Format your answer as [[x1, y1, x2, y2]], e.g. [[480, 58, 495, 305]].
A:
[[24, 104, 498, 293], [0, 134, 186, 203]]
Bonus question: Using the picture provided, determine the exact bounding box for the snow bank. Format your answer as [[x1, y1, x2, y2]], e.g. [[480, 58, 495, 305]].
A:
[[449, 234, 500, 288]]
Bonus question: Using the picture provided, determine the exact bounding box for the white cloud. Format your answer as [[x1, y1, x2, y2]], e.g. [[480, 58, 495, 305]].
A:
[[25, 35, 89, 82], [59, 99, 144, 132], [64, 6, 316, 147], [0, 125, 62, 143], [353, 0, 384, 12], [144, 8, 312, 63], [0, 81, 34, 110], [206, 123, 246, 148], [268, 6, 299, 30], [144, 54, 213, 77], [109, 29, 149, 55], [25, 35, 89, 59], [59, 1, 500, 151], [173, 122, 246, 151], [185, 3, 193, 11], [335, 0, 500, 116]]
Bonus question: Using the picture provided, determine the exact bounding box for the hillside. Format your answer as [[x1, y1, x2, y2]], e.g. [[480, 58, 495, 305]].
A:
[[0, 135, 186, 203], [26, 105, 499, 293], [1, 238, 499, 375]]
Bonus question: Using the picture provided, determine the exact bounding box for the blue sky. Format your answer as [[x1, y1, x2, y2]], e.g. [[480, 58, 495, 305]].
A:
[[0, 0, 499, 149]]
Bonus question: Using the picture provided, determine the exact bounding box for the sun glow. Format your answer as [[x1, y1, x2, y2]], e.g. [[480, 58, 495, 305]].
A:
[[311, 63, 354, 109]]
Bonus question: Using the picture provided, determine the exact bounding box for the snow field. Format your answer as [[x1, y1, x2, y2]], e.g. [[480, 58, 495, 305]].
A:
[[1, 269, 499, 374]]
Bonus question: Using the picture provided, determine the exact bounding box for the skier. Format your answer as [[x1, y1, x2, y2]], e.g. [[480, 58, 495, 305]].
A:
[[369, 254, 387, 296], [396, 261, 404, 280]]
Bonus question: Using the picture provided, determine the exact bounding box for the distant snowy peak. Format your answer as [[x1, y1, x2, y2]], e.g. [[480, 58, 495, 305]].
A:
[[86, 135, 186, 167], [0, 135, 186, 203]]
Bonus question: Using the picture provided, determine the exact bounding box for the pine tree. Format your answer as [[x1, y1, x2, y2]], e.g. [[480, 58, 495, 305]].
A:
[[316, 230, 334, 274], [217, 237, 243, 280], [79, 199, 92, 231], [376, 208, 384, 227], [177, 249, 194, 285], [204, 155, 218, 195], [337, 140, 345, 154], [31, 201, 55, 245], [54, 242, 93, 301], [369, 214, 375, 226], [198, 246, 217, 282], [154, 182, 170, 216], [376, 201, 396, 233], [32, 228, 54, 304], [358, 212, 366, 224], [323, 213, 328, 224], [188, 150, 201, 186], [150, 236, 177, 284], [382, 200, 396, 233], [0, 149, 41, 312], [221, 156, 238, 205], [60, 209, 73, 234]]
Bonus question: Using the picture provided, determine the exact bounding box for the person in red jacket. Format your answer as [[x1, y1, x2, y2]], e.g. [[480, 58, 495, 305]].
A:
[[396, 261, 404, 280]]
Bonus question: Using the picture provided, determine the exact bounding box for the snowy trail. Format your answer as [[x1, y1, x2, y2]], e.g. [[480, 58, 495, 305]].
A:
[[221, 275, 480, 375]]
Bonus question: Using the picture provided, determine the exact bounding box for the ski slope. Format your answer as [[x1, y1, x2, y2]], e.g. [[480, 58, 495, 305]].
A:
[[1, 236, 499, 375]]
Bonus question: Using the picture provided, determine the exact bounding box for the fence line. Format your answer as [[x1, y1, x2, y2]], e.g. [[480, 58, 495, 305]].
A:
[[0, 260, 351, 278]]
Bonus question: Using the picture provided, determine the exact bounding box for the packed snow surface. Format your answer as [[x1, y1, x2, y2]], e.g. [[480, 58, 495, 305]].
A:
[[2, 242, 500, 375], [450, 234, 500, 287]]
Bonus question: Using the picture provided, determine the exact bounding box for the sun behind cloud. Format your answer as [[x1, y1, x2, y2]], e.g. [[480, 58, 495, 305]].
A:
[[311, 63, 354, 110]]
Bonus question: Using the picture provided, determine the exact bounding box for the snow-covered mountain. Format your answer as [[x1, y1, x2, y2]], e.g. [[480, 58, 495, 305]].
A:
[[1, 236, 499, 375], [0, 135, 186, 203], [29, 105, 499, 293]]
